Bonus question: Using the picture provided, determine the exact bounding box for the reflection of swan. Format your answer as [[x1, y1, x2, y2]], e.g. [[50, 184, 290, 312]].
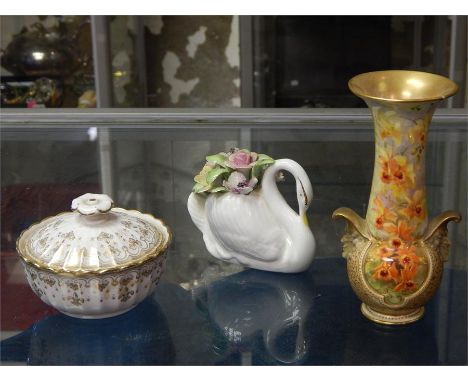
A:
[[195, 269, 317, 364], [0, 296, 174, 365], [188, 159, 316, 273]]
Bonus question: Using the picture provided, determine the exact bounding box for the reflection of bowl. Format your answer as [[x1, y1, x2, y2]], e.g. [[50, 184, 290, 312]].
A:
[[0, 295, 175, 365], [197, 269, 317, 364]]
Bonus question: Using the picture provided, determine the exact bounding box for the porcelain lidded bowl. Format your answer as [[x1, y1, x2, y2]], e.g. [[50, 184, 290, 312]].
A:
[[16, 193, 172, 319]]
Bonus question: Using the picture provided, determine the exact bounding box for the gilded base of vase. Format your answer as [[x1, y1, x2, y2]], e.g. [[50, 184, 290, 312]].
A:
[[361, 303, 424, 325]]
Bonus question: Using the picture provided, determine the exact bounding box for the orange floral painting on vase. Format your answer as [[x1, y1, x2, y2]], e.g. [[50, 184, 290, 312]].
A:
[[364, 103, 435, 298], [365, 241, 428, 298]]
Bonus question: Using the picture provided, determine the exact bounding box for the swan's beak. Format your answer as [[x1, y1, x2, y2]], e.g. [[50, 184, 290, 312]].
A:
[[301, 213, 309, 227]]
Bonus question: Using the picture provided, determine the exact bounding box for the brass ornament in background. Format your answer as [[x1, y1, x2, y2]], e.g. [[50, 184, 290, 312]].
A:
[[1, 18, 90, 77], [333, 70, 461, 325], [1, 77, 62, 107]]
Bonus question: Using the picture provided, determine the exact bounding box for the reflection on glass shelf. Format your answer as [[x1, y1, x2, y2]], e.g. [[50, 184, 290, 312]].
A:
[[0, 295, 174, 365], [194, 269, 317, 365], [1, 258, 466, 365]]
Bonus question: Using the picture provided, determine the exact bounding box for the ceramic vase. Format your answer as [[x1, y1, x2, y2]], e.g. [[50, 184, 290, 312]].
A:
[[333, 70, 461, 325]]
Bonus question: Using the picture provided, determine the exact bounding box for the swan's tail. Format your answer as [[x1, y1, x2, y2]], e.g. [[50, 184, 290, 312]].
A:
[[187, 192, 207, 232]]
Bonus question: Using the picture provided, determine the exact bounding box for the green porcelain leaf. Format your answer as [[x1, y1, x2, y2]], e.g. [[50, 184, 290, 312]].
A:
[[206, 167, 229, 184], [209, 186, 228, 193], [192, 183, 211, 193], [252, 158, 275, 179], [206, 154, 228, 167], [257, 153, 274, 162]]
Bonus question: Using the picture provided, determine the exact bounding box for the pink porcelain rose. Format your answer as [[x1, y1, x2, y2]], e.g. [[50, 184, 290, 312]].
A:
[[226, 149, 258, 175]]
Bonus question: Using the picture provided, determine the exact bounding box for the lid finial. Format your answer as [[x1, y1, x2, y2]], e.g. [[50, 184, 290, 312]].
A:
[[71, 193, 114, 215]]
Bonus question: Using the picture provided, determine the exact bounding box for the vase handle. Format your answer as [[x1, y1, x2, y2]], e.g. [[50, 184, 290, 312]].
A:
[[422, 210, 461, 262], [332, 207, 371, 239], [332, 207, 372, 259]]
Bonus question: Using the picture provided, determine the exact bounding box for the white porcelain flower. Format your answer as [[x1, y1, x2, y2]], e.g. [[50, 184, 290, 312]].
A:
[[71, 193, 114, 215], [223, 171, 258, 195]]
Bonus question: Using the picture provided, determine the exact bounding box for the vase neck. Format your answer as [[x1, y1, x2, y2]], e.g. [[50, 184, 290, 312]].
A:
[[365, 101, 436, 242]]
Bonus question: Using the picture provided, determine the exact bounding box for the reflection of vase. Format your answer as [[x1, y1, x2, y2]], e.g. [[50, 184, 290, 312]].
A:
[[333, 70, 461, 325], [342, 317, 438, 365]]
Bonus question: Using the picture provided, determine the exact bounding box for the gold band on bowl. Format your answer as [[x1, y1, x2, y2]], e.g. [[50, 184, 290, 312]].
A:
[[16, 210, 172, 277], [349, 70, 459, 103]]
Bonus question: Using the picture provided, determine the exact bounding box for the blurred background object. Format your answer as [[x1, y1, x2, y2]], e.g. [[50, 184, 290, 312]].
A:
[[1, 16, 94, 108], [1, 15, 466, 108]]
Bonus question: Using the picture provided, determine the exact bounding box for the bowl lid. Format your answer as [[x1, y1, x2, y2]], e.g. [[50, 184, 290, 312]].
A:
[[16, 193, 171, 275]]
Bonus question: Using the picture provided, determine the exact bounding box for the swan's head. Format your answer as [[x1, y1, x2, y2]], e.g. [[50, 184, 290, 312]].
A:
[[296, 176, 312, 226]]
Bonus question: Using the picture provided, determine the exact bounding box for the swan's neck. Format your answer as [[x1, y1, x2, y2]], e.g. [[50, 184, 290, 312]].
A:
[[261, 172, 303, 238]]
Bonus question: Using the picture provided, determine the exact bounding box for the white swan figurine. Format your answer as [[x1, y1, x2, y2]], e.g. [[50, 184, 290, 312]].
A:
[[187, 159, 316, 273]]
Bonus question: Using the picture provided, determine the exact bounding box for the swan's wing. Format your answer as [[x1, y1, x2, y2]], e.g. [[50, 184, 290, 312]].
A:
[[206, 195, 286, 262]]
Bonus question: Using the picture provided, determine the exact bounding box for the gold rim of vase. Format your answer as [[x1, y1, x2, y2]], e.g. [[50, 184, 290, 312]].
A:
[[348, 70, 459, 104]]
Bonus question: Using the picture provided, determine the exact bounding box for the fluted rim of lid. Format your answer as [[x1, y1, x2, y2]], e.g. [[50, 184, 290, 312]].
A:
[[16, 197, 172, 276]]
